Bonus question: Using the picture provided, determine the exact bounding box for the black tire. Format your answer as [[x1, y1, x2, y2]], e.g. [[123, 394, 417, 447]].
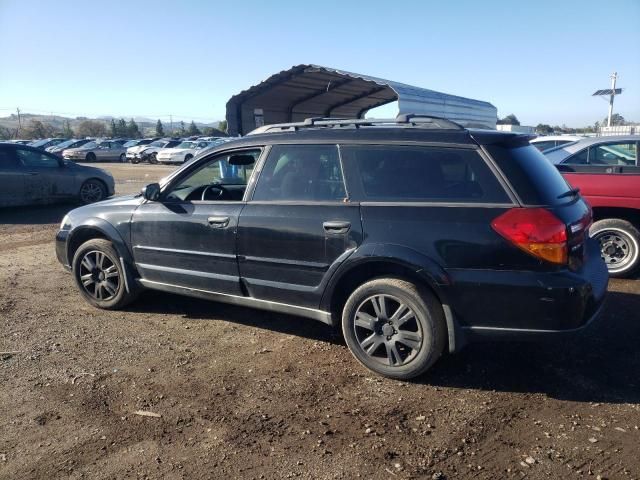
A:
[[131, 158, 140, 164], [72, 239, 139, 310], [85, 152, 96, 162], [590, 218, 640, 278], [148, 153, 158, 164], [341, 278, 446, 380], [79, 179, 107, 204], [184, 154, 193, 163], [119, 153, 126, 163]]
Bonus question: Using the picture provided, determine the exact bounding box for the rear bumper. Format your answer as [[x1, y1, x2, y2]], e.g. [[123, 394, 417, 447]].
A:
[[448, 238, 608, 342]]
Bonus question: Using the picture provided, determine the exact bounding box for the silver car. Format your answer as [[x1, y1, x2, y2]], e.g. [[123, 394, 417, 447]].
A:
[[63, 140, 127, 163], [0, 142, 115, 206]]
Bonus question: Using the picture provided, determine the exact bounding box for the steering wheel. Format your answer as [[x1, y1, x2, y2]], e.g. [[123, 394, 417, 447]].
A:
[[201, 184, 229, 201]]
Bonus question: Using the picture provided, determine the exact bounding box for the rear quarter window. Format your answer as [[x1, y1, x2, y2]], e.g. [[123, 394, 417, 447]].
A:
[[486, 144, 572, 206], [341, 145, 510, 203]]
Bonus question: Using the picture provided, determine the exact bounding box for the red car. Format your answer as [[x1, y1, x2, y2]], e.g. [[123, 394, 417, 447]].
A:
[[546, 136, 640, 277]]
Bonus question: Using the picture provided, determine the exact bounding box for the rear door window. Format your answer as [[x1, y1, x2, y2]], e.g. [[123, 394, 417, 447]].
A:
[[341, 145, 510, 203], [0, 146, 19, 169]]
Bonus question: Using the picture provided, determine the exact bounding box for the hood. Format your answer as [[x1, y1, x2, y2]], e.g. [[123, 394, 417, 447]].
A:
[[67, 161, 112, 177], [158, 147, 189, 155], [66, 145, 94, 153], [127, 145, 152, 154]]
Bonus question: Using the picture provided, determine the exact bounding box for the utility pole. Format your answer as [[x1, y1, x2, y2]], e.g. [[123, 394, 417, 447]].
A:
[[16, 107, 22, 131], [607, 72, 617, 127], [170, 114, 173, 135]]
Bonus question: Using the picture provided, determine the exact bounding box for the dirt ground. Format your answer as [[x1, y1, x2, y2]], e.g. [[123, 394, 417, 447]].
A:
[[1, 163, 639, 480]]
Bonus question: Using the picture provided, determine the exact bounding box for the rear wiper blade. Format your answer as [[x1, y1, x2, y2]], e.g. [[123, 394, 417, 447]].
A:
[[557, 187, 580, 199]]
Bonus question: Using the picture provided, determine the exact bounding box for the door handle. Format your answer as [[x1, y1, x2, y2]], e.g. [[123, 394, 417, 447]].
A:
[[323, 221, 351, 234], [207, 216, 230, 228]]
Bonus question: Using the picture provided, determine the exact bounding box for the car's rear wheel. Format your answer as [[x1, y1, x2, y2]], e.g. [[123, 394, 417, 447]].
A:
[[72, 239, 138, 309], [79, 179, 107, 204], [591, 218, 640, 278], [341, 278, 446, 380], [85, 152, 96, 162], [119, 153, 126, 163]]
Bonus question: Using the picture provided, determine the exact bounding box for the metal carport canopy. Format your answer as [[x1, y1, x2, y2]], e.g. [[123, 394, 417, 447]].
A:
[[226, 64, 497, 136]]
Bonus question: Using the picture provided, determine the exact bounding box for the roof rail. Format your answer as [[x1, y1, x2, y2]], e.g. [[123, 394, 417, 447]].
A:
[[247, 113, 465, 135]]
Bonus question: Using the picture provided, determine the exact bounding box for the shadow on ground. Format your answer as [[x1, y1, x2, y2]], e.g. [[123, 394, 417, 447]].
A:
[[128, 289, 639, 405], [0, 204, 75, 225]]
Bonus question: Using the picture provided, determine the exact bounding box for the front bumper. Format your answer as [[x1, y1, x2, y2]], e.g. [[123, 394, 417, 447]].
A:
[[55, 229, 71, 270]]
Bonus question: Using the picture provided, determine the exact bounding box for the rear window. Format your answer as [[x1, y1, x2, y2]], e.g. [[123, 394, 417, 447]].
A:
[[341, 145, 510, 203], [486, 144, 572, 205]]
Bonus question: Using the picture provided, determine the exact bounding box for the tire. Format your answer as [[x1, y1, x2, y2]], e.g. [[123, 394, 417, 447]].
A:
[[148, 153, 158, 164], [131, 158, 140, 164], [341, 278, 446, 380], [85, 152, 96, 162], [79, 179, 107, 204], [590, 218, 640, 278], [184, 154, 193, 163], [119, 153, 126, 163], [72, 239, 139, 310]]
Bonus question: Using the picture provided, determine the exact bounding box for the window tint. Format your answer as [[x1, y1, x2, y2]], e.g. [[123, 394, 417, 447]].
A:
[[252, 145, 345, 201], [16, 148, 60, 168], [165, 149, 259, 202], [589, 142, 637, 166], [342, 145, 509, 203], [0, 147, 19, 169], [487, 144, 572, 206]]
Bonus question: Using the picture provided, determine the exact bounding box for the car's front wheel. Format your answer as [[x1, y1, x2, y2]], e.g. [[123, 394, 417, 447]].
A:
[[184, 154, 193, 163], [119, 153, 126, 163], [148, 153, 158, 164], [72, 239, 138, 309], [341, 278, 446, 380], [591, 218, 640, 278], [85, 152, 96, 162], [79, 179, 107, 204]]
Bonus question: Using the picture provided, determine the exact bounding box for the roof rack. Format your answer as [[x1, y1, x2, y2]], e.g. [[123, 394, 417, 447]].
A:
[[247, 113, 465, 135]]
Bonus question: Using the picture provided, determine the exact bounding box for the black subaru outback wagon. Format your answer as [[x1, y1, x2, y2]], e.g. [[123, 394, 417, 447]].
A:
[[56, 115, 608, 379]]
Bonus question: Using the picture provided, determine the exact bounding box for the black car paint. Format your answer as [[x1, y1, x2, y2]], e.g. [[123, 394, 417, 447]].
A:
[[56, 128, 608, 352]]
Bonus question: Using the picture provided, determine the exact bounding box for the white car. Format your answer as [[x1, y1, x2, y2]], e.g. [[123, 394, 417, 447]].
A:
[[127, 139, 182, 164], [156, 140, 215, 164], [530, 135, 583, 152]]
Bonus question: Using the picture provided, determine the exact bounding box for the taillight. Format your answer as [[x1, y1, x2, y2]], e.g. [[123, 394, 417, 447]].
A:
[[491, 208, 568, 265]]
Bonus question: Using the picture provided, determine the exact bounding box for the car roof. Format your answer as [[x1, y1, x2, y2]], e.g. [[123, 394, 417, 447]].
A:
[[544, 135, 640, 162]]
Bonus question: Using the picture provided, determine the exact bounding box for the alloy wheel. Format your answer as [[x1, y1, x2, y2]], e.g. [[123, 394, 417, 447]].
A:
[[80, 181, 104, 203], [353, 294, 423, 367], [78, 250, 120, 301]]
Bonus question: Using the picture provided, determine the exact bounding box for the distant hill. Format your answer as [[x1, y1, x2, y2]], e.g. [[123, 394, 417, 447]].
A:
[[0, 113, 224, 139]]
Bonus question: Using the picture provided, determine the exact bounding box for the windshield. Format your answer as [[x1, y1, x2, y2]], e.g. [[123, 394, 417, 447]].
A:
[[123, 140, 139, 147], [29, 139, 48, 147], [176, 141, 196, 149], [81, 141, 98, 149], [54, 139, 77, 149], [149, 141, 165, 147]]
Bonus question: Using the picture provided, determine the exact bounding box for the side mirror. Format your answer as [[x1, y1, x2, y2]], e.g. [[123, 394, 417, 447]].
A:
[[141, 183, 161, 201]]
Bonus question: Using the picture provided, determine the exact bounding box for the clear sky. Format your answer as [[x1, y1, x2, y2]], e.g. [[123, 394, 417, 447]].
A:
[[1, 0, 638, 127]]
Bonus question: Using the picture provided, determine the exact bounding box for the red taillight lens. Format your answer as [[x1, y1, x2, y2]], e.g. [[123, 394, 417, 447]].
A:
[[491, 208, 568, 265]]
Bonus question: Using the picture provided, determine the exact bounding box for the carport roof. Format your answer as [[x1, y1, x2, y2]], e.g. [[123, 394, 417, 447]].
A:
[[226, 64, 497, 135]]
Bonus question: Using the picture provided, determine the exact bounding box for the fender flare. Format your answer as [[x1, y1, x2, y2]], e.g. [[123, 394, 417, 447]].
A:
[[321, 243, 463, 352]]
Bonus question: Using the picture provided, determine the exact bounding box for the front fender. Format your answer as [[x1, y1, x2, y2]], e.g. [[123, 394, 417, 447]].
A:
[[66, 217, 134, 265]]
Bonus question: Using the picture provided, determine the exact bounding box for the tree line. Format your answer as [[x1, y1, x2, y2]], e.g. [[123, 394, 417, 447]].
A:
[[0, 117, 228, 140]]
